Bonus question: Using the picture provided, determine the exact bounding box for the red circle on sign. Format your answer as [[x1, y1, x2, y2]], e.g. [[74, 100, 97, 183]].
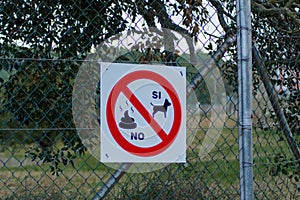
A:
[[106, 70, 182, 157]]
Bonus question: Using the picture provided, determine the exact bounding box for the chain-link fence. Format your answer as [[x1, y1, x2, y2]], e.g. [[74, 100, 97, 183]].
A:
[[0, 0, 299, 199]]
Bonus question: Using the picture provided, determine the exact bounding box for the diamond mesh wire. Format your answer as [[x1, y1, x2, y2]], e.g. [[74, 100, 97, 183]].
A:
[[0, 0, 299, 199]]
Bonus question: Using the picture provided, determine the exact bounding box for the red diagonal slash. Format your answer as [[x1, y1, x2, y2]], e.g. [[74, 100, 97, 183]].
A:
[[122, 86, 168, 141]]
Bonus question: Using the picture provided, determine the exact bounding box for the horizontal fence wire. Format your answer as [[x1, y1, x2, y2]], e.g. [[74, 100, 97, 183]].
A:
[[0, 0, 299, 199]]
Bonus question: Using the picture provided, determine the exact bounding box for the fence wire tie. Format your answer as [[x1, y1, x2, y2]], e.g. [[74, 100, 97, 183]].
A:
[[241, 162, 254, 168]]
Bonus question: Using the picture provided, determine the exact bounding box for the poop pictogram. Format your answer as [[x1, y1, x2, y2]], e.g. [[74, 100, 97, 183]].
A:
[[119, 110, 137, 129]]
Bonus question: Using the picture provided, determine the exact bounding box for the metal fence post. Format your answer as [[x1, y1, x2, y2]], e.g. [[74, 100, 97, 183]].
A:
[[237, 0, 254, 199], [253, 45, 300, 170]]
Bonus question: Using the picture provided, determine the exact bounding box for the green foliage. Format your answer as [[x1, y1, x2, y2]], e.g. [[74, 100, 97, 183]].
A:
[[269, 153, 299, 189], [0, 0, 135, 58], [1, 0, 299, 179], [252, 8, 300, 180], [0, 0, 136, 174], [0, 44, 85, 174]]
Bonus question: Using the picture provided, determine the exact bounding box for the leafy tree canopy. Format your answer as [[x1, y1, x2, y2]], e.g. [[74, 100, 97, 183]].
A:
[[0, 0, 299, 174]]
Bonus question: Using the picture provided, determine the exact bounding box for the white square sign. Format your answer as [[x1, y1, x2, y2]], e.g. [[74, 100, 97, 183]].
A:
[[100, 62, 186, 163]]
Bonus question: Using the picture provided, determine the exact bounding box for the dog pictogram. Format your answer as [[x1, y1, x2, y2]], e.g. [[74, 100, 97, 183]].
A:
[[150, 99, 171, 118]]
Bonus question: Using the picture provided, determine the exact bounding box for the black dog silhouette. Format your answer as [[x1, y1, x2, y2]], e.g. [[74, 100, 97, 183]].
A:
[[150, 99, 171, 118]]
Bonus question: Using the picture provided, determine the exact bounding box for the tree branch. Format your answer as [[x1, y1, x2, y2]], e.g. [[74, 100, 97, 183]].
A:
[[209, 0, 234, 33], [285, 0, 296, 9], [150, 0, 198, 63], [252, 1, 300, 27]]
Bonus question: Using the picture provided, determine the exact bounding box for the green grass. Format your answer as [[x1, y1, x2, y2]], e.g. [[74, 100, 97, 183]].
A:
[[0, 125, 299, 199], [111, 126, 298, 199]]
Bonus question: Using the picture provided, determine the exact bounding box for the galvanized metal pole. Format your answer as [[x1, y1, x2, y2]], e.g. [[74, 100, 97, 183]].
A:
[[237, 0, 254, 199], [92, 163, 132, 200], [253, 45, 300, 170], [186, 35, 235, 95]]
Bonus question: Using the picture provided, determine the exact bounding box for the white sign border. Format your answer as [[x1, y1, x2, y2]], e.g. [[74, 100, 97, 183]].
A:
[[100, 62, 186, 163]]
